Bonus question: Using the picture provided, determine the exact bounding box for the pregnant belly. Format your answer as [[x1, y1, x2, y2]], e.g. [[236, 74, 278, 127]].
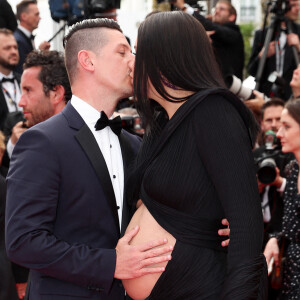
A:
[[122, 203, 176, 300]]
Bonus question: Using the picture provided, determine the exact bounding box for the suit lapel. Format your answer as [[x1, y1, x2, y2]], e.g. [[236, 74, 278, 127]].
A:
[[75, 125, 120, 233], [63, 103, 120, 233]]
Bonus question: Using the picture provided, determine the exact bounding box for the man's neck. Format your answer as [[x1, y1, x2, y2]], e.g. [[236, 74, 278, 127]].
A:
[[72, 85, 118, 117], [0, 66, 13, 76], [19, 23, 33, 34], [293, 88, 300, 99]]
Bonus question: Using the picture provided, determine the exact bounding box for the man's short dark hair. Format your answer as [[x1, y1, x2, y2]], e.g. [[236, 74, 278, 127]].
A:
[[63, 18, 122, 83], [0, 28, 14, 36], [16, 0, 37, 21], [261, 98, 285, 120], [24, 50, 72, 103]]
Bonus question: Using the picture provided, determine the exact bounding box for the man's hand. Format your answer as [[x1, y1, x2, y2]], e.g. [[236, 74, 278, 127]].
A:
[[16, 282, 27, 299], [206, 30, 215, 43], [114, 226, 173, 279], [38, 41, 51, 51], [11, 121, 27, 145], [170, 0, 185, 10], [287, 32, 300, 52], [259, 41, 276, 58], [244, 90, 266, 115], [218, 218, 230, 247], [264, 237, 279, 274], [270, 167, 284, 189]]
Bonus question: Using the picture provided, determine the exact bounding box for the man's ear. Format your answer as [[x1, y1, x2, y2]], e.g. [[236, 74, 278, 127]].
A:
[[20, 11, 27, 22], [77, 50, 95, 72], [50, 85, 65, 104], [228, 14, 236, 23]]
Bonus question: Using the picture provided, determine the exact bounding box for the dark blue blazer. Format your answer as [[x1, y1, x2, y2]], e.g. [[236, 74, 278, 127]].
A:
[[5, 102, 141, 299], [14, 28, 34, 74]]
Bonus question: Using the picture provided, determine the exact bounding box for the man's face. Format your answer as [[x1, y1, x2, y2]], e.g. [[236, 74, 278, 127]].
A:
[[19, 66, 55, 127], [261, 105, 284, 133], [92, 29, 135, 100], [22, 3, 41, 31], [290, 64, 300, 90], [285, 0, 300, 21], [0, 34, 19, 70], [212, 2, 234, 24]]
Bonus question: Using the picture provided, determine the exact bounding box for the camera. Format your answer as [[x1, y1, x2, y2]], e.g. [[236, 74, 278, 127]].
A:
[[268, 0, 291, 17], [254, 130, 281, 184], [267, 71, 286, 98], [157, 0, 206, 12], [225, 75, 256, 100], [49, 0, 120, 24]]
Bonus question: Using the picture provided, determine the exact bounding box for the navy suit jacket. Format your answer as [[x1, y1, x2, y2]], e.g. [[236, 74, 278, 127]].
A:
[[5, 102, 141, 299], [14, 28, 34, 74], [0, 72, 21, 130]]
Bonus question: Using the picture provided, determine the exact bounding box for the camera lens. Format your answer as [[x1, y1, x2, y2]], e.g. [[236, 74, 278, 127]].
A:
[[257, 158, 277, 184]]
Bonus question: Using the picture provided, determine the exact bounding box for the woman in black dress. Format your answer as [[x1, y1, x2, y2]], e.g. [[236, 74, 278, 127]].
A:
[[264, 99, 300, 299], [123, 11, 267, 299]]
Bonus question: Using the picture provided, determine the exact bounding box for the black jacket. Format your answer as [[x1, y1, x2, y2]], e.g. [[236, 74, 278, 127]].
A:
[[193, 12, 245, 80], [248, 21, 300, 100], [0, 72, 21, 130]]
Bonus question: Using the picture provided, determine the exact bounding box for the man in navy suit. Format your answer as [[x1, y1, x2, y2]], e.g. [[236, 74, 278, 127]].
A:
[[5, 18, 172, 300], [14, 0, 50, 74]]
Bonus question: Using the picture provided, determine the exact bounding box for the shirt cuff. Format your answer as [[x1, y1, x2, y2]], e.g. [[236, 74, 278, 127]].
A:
[[182, 4, 195, 15], [7, 138, 15, 158], [276, 177, 286, 193]]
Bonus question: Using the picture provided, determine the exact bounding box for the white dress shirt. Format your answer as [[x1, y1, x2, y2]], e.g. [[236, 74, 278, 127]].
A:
[[0, 71, 21, 113], [71, 95, 124, 229]]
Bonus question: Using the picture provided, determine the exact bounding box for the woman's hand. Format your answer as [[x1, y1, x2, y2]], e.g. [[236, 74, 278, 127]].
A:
[[264, 237, 279, 274]]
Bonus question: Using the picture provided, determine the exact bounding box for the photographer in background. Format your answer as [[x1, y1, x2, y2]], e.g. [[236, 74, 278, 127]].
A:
[[253, 99, 294, 242], [172, 0, 244, 80], [253, 99, 294, 299], [248, 0, 300, 101]]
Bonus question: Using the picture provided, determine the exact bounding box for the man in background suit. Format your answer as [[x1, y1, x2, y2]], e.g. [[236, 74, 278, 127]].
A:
[[0, 28, 21, 131], [6, 18, 172, 299], [173, 0, 244, 80], [14, 0, 50, 74], [4, 50, 71, 159], [248, 0, 300, 100]]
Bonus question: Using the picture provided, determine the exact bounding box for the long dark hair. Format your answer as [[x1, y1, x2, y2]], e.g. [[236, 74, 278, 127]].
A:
[[285, 98, 300, 126], [133, 11, 225, 130]]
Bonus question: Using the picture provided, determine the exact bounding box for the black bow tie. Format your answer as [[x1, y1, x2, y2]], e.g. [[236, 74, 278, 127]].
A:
[[30, 34, 35, 40], [95, 111, 122, 136], [2, 77, 15, 83]]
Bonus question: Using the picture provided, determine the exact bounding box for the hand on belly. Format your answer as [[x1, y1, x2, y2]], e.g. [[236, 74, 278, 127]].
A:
[[122, 203, 176, 300]]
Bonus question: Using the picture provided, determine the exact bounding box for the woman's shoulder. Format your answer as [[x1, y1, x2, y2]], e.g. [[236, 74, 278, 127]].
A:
[[284, 159, 299, 178]]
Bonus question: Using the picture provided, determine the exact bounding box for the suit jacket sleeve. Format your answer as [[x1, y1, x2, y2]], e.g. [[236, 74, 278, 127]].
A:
[[5, 128, 117, 293], [192, 12, 241, 44]]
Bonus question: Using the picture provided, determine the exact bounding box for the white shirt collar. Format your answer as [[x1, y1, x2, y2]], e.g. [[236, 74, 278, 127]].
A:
[[71, 95, 103, 127], [0, 71, 14, 81], [18, 25, 32, 38]]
